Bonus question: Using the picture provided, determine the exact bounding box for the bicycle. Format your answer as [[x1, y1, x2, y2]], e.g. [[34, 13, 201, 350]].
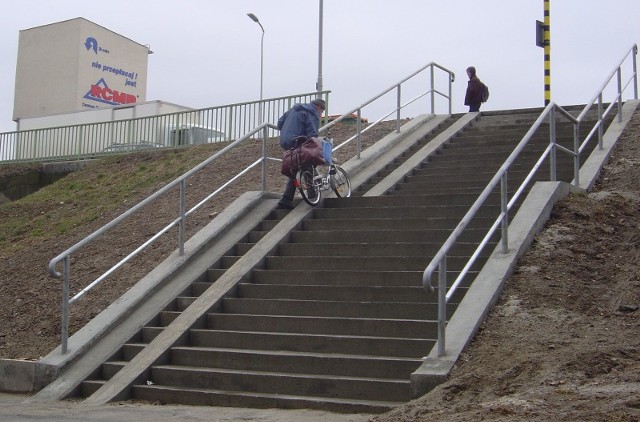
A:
[[295, 137, 352, 206]]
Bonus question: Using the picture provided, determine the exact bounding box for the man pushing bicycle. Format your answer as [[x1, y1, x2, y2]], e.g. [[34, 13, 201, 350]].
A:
[[276, 98, 326, 209]]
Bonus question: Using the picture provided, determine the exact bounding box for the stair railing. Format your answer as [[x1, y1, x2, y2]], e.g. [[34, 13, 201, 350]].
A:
[[320, 62, 455, 159], [49, 122, 277, 354], [47, 61, 456, 355], [422, 44, 638, 357]]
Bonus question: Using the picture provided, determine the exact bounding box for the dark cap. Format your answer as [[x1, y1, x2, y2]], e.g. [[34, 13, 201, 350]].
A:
[[311, 99, 326, 110]]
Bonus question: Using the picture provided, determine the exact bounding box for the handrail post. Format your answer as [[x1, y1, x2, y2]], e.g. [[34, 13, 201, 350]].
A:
[[356, 109, 362, 159], [617, 68, 623, 122], [396, 85, 402, 133], [430, 65, 435, 114], [597, 94, 604, 150], [549, 106, 557, 181], [178, 179, 186, 256], [448, 70, 454, 115], [61, 256, 70, 354], [500, 173, 509, 254], [261, 125, 268, 191], [573, 121, 580, 187], [633, 44, 638, 99], [437, 257, 447, 357]]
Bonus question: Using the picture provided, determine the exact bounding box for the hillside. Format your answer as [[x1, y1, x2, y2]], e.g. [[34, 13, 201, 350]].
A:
[[0, 112, 639, 421], [0, 121, 396, 360]]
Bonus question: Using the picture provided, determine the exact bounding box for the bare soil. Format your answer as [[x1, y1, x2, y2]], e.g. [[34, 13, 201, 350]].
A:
[[1, 113, 640, 421]]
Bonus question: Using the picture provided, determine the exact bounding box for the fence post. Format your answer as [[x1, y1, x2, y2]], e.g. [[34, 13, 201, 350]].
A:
[[356, 109, 362, 159], [396, 85, 402, 133], [598, 94, 604, 150], [61, 257, 70, 354], [178, 180, 186, 256], [430, 65, 436, 114], [437, 257, 447, 357], [573, 121, 580, 187], [633, 44, 638, 100], [500, 173, 509, 254], [261, 125, 268, 191], [617, 68, 623, 123]]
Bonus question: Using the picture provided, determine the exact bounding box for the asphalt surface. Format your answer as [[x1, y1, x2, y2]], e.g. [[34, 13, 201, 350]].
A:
[[0, 393, 373, 422]]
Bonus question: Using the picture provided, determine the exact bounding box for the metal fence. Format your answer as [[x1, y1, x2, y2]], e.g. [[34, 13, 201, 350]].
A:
[[0, 91, 330, 163]]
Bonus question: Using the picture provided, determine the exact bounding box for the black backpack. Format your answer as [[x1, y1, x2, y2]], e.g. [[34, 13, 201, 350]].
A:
[[481, 83, 490, 103]]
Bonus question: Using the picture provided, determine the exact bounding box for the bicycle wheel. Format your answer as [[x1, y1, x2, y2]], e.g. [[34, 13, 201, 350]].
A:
[[330, 165, 351, 198], [296, 166, 321, 206]]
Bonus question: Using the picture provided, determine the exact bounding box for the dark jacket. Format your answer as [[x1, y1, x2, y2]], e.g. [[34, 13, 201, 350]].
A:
[[277, 103, 320, 150], [464, 75, 484, 106]]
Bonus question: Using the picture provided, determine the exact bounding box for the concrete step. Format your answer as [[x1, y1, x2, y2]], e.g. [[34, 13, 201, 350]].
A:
[[323, 193, 501, 207], [131, 384, 401, 413], [246, 269, 477, 288], [220, 298, 456, 320], [206, 313, 438, 339], [298, 216, 496, 231], [169, 347, 423, 379], [236, 283, 466, 303], [273, 242, 493, 258], [311, 205, 499, 219], [188, 329, 434, 358], [145, 364, 412, 402], [260, 255, 484, 272], [287, 228, 494, 244]]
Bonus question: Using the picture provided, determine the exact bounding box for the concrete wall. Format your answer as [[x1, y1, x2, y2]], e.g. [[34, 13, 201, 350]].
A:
[[0, 161, 91, 204]]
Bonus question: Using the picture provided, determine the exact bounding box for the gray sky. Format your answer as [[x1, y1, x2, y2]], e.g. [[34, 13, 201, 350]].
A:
[[1, 0, 638, 133]]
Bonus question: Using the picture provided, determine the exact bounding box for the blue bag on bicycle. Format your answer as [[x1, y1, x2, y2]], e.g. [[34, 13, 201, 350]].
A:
[[322, 138, 333, 164]]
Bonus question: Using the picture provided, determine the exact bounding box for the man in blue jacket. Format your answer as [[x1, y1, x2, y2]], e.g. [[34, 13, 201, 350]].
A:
[[276, 98, 325, 209]]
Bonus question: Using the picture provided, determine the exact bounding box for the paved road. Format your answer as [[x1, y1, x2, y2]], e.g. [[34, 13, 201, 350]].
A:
[[0, 393, 373, 422]]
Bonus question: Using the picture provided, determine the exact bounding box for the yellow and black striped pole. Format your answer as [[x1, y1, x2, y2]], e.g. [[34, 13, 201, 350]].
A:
[[543, 0, 551, 105]]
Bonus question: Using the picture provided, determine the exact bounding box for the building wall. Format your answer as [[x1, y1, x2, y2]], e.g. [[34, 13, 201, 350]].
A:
[[13, 17, 148, 121]]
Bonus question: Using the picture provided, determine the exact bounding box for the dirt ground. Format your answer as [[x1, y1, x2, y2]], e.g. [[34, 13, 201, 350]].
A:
[[1, 112, 639, 421]]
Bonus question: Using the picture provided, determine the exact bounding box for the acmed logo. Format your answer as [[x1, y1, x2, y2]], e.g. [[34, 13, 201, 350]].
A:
[[83, 78, 136, 106]]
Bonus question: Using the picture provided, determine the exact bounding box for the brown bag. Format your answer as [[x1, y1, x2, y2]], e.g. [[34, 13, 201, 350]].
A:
[[281, 137, 325, 177]]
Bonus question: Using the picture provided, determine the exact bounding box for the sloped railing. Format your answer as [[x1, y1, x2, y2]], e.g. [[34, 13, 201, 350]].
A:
[[422, 44, 638, 357], [48, 61, 456, 354]]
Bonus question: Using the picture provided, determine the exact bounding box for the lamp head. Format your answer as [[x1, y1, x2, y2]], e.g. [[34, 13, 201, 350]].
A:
[[247, 13, 259, 23]]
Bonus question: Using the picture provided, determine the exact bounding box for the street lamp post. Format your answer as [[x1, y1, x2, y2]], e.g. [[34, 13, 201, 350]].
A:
[[316, 0, 323, 96], [247, 13, 265, 123]]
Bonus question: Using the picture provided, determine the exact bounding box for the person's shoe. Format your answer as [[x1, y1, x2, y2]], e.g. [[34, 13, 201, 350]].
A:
[[277, 199, 295, 209]]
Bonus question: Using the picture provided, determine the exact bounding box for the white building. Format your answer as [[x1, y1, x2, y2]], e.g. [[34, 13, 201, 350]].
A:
[[13, 17, 151, 128]]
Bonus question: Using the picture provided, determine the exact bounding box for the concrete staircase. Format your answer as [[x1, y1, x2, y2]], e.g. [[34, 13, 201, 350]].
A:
[[74, 107, 613, 413]]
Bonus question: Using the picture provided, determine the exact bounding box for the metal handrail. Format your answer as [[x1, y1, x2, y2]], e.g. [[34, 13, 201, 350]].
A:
[[48, 61, 456, 354], [422, 44, 638, 357], [321, 62, 455, 157], [50, 123, 276, 353]]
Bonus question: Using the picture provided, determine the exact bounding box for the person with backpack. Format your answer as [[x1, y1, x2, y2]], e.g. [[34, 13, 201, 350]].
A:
[[276, 98, 326, 209], [464, 66, 488, 112]]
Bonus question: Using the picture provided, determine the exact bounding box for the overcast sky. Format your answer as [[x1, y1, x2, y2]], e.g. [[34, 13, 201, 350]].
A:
[[1, 0, 638, 133]]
